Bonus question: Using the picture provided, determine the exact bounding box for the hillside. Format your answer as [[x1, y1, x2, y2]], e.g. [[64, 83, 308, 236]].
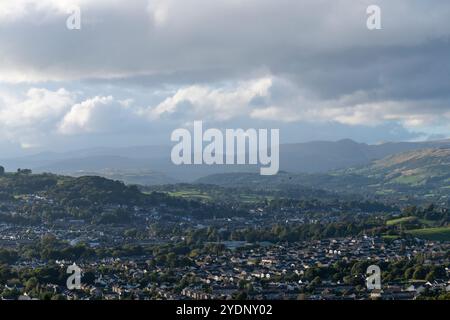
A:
[[0, 172, 250, 224], [346, 147, 450, 186], [0, 173, 149, 206], [196, 147, 450, 204]]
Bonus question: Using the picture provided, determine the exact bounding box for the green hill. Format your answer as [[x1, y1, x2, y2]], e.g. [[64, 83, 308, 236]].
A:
[[346, 147, 450, 187], [405, 226, 450, 241], [196, 147, 450, 203]]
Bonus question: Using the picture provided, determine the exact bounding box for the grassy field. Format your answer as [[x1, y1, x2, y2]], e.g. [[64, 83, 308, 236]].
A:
[[382, 235, 400, 241], [158, 186, 271, 204], [386, 216, 417, 226], [405, 226, 450, 241], [391, 175, 423, 185], [168, 190, 213, 201]]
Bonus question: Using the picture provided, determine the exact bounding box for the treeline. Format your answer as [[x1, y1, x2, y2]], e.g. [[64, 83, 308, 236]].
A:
[[0, 233, 223, 266], [266, 198, 397, 213], [177, 220, 385, 244], [228, 222, 381, 242], [402, 204, 449, 223], [0, 172, 58, 195]]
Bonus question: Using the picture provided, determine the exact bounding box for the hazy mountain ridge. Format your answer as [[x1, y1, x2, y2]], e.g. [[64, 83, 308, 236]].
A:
[[1, 139, 450, 184], [279, 139, 450, 173]]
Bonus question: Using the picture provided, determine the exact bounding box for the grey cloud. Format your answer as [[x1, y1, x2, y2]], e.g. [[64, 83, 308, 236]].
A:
[[0, 0, 450, 153]]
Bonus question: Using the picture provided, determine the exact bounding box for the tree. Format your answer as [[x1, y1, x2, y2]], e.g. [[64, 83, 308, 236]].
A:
[[232, 291, 247, 300], [413, 266, 427, 280], [311, 276, 322, 286], [0, 166, 4, 175], [404, 267, 415, 280], [425, 271, 436, 282], [17, 168, 32, 175], [25, 277, 39, 292]]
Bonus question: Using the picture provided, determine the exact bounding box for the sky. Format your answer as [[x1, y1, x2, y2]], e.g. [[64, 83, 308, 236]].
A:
[[0, 0, 449, 157]]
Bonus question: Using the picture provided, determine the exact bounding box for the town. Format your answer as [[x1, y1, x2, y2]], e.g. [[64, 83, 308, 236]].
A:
[[0, 172, 448, 300]]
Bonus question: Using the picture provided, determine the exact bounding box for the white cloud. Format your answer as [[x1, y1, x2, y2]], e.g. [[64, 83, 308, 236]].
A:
[[146, 0, 170, 27], [58, 96, 146, 135], [0, 87, 74, 147], [0, 88, 147, 149], [146, 77, 273, 121], [250, 85, 450, 131], [58, 95, 113, 134], [142, 75, 450, 134], [0, 76, 449, 153], [0, 88, 73, 128]]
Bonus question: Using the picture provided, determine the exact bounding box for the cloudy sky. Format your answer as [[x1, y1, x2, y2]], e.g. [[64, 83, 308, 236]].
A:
[[0, 0, 449, 157]]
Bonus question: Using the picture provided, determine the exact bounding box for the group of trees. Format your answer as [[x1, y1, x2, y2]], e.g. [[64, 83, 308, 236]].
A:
[[225, 221, 380, 243], [403, 205, 449, 224], [297, 256, 448, 286], [0, 167, 33, 176], [0, 172, 56, 194]]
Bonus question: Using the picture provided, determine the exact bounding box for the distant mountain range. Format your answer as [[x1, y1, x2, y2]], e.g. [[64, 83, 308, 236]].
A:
[[1, 139, 449, 185], [279, 139, 450, 173]]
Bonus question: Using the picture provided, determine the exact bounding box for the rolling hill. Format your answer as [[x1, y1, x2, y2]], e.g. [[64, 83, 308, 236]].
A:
[[344, 147, 450, 188], [196, 146, 450, 203]]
